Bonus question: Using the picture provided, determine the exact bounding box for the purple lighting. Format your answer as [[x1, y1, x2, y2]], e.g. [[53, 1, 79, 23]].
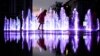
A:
[[84, 9, 92, 31], [83, 33, 92, 51], [73, 8, 79, 31], [4, 8, 100, 54]]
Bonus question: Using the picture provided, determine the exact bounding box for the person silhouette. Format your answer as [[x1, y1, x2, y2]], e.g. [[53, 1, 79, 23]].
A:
[[37, 10, 47, 50], [37, 9, 47, 30]]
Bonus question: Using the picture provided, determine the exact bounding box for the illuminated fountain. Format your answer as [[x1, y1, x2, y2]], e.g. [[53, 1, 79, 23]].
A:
[[4, 16, 9, 31], [52, 10, 59, 30], [30, 13, 39, 30], [84, 9, 92, 31], [71, 8, 79, 52], [60, 7, 69, 30], [73, 8, 79, 31], [59, 7, 69, 54], [9, 18, 15, 41], [96, 18, 100, 43], [44, 8, 55, 30], [16, 17, 20, 30], [44, 7, 69, 30], [10, 18, 14, 30], [3, 8, 100, 54], [4, 17, 9, 42]]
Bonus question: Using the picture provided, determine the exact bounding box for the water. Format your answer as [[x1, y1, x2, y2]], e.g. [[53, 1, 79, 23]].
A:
[[4, 8, 100, 54], [84, 9, 92, 31], [4, 30, 100, 53]]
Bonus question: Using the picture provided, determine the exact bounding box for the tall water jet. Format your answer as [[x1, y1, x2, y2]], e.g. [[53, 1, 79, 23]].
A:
[[16, 17, 20, 30], [60, 7, 69, 30], [48, 8, 55, 30], [4, 16, 8, 30], [97, 18, 100, 30], [59, 7, 69, 54], [71, 8, 79, 53], [11, 19, 16, 30], [73, 8, 79, 31], [52, 10, 59, 30], [9, 18, 12, 31], [27, 9, 32, 30], [44, 8, 51, 30], [44, 8, 55, 30], [29, 11, 39, 30], [26, 9, 32, 50], [22, 10, 25, 30], [84, 9, 92, 31]]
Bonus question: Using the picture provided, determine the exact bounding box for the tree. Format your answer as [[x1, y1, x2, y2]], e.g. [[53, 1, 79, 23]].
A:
[[51, 1, 63, 20]]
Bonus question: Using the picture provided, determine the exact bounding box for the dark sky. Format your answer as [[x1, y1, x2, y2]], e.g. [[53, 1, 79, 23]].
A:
[[33, 0, 69, 10]]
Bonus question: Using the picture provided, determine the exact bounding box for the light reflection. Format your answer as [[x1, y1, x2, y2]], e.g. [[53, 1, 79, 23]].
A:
[[4, 30, 99, 53], [60, 33, 69, 54], [97, 31, 100, 43], [72, 32, 79, 52], [4, 8, 100, 53], [83, 32, 92, 51]]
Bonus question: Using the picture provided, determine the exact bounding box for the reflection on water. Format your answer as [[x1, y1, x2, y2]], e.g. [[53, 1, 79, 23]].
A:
[[3, 8, 100, 55], [4, 30, 100, 54]]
